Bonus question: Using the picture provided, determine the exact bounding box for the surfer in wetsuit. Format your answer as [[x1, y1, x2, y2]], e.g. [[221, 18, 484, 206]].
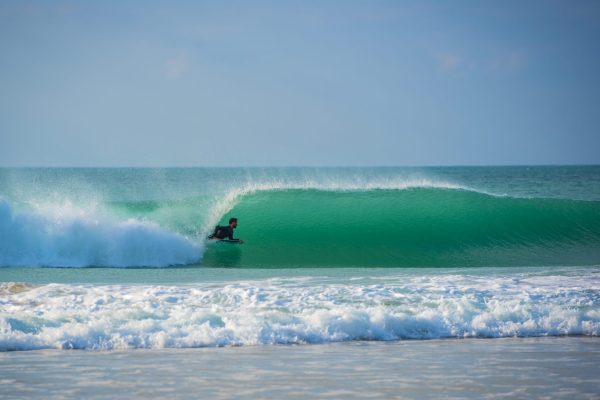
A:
[[208, 217, 244, 243]]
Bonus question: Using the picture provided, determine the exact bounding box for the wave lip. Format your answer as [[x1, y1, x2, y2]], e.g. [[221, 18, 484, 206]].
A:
[[1, 272, 599, 351], [199, 178, 478, 236], [0, 198, 201, 268]]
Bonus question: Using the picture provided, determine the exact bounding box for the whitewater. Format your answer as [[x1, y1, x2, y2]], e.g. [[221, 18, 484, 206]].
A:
[[1, 269, 599, 351]]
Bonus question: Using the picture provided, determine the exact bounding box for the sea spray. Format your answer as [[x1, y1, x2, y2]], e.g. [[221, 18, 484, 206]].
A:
[[0, 198, 201, 267]]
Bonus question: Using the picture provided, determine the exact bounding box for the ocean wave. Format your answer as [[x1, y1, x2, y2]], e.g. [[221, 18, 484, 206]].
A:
[[0, 198, 201, 267], [1, 272, 599, 350], [203, 187, 600, 267], [1, 175, 600, 268]]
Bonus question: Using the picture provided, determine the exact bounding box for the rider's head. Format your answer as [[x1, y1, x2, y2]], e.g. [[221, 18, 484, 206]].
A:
[[229, 217, 238, 228]]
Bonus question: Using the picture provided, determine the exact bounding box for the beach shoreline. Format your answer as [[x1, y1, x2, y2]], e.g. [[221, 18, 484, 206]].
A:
[[1, 336, 598, 399]]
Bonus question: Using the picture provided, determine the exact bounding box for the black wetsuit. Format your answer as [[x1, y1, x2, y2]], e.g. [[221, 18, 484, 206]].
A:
[[208, 225, 236, 240]]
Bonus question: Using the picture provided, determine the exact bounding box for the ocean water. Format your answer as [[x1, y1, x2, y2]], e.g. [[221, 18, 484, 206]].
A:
[[2, 166, 600, 269], [1, 338, 599, 399], [1, 166, 599, 353], [1, 166, 599, 398]]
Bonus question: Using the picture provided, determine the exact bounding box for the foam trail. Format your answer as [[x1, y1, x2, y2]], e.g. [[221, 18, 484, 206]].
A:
[[1, 271, 599, 350], [0, 198, 201, 267]]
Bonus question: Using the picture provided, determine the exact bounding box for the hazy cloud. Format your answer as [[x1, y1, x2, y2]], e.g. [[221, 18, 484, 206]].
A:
[[165, 53, 189, 79], [433, 49, 527, 76], [433, 52, 462, 71], [487, 50, 526, 74]]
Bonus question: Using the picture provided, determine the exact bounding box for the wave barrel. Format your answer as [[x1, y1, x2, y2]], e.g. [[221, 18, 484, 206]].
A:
[[203, 188, 600, 268]]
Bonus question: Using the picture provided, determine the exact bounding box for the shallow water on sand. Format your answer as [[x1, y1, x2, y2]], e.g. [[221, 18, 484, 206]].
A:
[[0, 337, 598, 400]]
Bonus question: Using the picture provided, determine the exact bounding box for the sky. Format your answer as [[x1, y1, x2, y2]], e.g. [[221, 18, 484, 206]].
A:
[[1, 0, 599, 167]]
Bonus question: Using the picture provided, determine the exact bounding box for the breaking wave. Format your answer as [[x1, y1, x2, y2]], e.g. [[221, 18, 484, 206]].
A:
[[1, 271, 599, 350], [0, 198, 200, 267], [1, 177, 600, 268]]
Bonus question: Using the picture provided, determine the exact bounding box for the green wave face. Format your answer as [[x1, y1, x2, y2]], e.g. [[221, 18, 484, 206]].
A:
[[202, 188, 600, 267]]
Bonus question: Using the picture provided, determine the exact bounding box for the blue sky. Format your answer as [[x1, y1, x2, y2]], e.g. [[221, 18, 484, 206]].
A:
[[1, 0, 599, 166]]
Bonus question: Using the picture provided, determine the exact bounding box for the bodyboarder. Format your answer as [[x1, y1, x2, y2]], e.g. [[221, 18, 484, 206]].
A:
[[207, 217, 244, 243]]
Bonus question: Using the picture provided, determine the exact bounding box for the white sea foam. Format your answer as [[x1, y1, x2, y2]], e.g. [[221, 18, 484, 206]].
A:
[[0, 198, 201, 267], [1, 272, 598, 350]]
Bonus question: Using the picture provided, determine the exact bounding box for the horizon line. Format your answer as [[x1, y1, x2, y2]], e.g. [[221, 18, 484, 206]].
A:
[[0, 163, 599, 169]]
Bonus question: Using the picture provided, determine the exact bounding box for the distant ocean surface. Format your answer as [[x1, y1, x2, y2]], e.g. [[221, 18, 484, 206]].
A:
[[0, 166, 599, 351]]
